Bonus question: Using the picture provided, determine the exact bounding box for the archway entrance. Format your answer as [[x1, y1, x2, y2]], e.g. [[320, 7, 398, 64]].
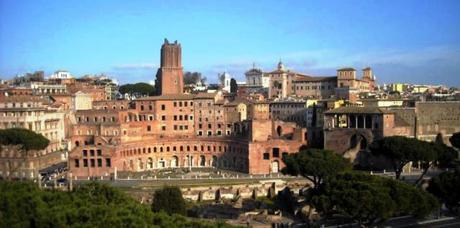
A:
[[271, 160, 279, 173], [171, 156, 178, 168]]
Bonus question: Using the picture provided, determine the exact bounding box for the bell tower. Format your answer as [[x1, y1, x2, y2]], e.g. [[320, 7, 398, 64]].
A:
[[155, 39, 184, 95]]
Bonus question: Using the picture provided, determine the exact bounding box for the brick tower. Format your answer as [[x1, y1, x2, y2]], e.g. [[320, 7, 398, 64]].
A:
[[155, 39, 184, 95]]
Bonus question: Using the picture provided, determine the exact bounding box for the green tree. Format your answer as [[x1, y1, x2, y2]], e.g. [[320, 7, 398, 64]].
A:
[[427, 167, 460, 213], [0, 181, 227, 227], [450, 132, 460, 149], [0, 128, 49, 151], [370, 136, 438, 181], [432, 141, 458, 169], [282, 149, 351, 190], [183, 72, 204, 85], [152, 186, 187, 215], [119, 82, 155, 96], [230, 78, 238, 93], [311, 172, 439, 226]]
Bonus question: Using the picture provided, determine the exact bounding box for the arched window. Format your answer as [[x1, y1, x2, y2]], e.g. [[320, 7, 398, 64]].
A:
[[200, 155, 206, 167], [276, 126, 282, 137], [171, 156, 178, 168], [147, 158, 154, 169]]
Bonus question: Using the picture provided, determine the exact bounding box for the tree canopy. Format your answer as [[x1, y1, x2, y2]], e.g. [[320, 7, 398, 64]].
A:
[[0, 128, 49, 151], [450, 132, 460, 149], [0, 181, 229, 228], [119, 82, 155, 96], [427, 166, 460, 213], [282, 149, 351, 189], [184, 72, 205, 85], [152, 186, 187, 215], [230, 78, 238, 93], [310, 172, 439, 226], [370, 136, 439, 180]]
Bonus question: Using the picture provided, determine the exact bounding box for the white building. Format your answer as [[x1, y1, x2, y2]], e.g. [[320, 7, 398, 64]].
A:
[[245, 66, 269, 88], [219, 72, 232, 92], [49, 70, 73, 79]]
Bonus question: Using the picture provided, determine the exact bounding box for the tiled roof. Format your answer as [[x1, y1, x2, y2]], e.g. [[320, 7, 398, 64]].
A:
[[337, 67, 356, 71], [136, 94, 195, 101], [293, 76, 337, 82], [325, 106, 392, 114]]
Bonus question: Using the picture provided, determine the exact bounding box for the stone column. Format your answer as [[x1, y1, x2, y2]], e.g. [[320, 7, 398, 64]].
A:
[[363, 115, 366, 129], [371, 115, 374, 130], [355, 115, 358, 129]]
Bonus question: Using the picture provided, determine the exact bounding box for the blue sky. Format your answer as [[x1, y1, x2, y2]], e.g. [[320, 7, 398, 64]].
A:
[[1, 0, 459, 86]]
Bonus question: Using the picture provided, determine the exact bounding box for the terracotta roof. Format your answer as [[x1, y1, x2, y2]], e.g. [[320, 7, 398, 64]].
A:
[[136, 94, 195, 101], [0, 95, 49, 103], [194, 92, 217, 99], [293, 76, 337, 82], [325, 106, 392, 114], [337, 67, 356, 71]]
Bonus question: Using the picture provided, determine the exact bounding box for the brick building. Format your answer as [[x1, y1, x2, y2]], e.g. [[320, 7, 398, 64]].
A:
[[323, 102, 460, 168], [0, 96, 68, 179], [265, 61, 375, 101], [68, 39, 308, 177]]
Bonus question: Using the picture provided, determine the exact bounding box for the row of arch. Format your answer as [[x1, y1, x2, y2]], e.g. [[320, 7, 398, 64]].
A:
[[122, 155, 248, 171], [119, 143, 248, 157]]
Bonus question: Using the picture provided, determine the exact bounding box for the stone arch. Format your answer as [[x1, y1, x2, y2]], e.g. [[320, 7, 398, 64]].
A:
[[147, 157, 154, 169], [271, 160, 280, 173], [200, 155, 206, 167], [276, 126, 282, 137], [212, 155, 218, 167], [350, 134, 359, 148], [171, 156, 178, 168], [360, 136, 368, 150]]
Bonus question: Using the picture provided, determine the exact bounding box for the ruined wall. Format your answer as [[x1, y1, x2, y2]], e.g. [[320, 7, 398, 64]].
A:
[[416, 102, 460, 141]]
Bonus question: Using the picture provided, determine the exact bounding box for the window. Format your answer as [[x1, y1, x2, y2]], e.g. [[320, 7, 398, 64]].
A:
[[162, 126, 166, 131], [173, 102, 177, 107], [106, 158, 111, 167], [75, 159, 80, 168], [273, 148, 280, 158], [97, 159, 102, 167], [161, 115, 166, 121], [147, 125, 151, 131], [174, 115, 177, 121], [90, 159, 95, 167], [83, 159, 88, 167], [161, 104, 166, 110], [90, 150, 95, 156], [97, 149, 102, 156], [263, 153, 270, 160], [83, 150, 88, 157]]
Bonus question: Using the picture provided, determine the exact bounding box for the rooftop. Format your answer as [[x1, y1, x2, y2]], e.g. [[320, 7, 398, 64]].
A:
[[325, 106, 392, 114]]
